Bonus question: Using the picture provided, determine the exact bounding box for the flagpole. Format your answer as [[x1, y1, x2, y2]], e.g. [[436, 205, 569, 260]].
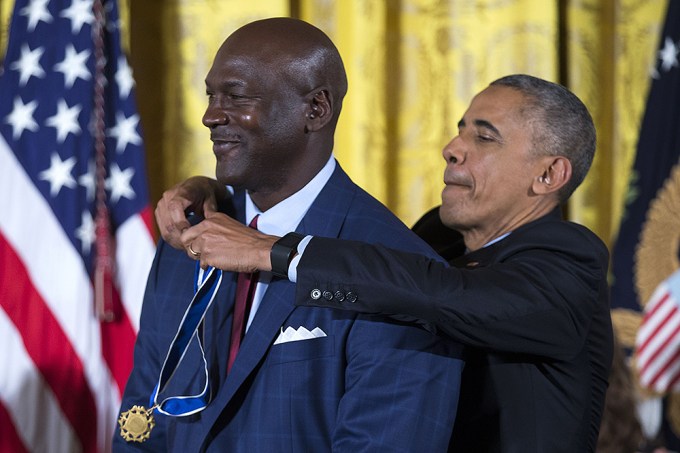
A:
[[93, 0, 116, 322]]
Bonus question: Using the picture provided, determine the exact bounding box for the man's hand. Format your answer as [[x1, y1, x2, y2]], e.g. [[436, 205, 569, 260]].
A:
[[180, 210, 278, 273], [154, 176, 229, 249]]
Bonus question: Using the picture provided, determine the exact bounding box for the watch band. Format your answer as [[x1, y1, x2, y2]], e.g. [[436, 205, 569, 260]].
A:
[[270, 232, 305, 278]]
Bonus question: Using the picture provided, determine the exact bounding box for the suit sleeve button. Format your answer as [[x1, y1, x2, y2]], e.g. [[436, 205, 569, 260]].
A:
[[311, 289, 322, 300], [322, 291, 334, 301], [334, 291, 345, 302], [346, 292, 358, 303]]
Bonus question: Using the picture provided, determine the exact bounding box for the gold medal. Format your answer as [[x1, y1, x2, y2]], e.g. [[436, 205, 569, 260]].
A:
[[118, 404, 156, 442]]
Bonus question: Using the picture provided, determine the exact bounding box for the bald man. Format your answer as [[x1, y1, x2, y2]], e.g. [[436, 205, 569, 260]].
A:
[[114, 18, 464, 452]]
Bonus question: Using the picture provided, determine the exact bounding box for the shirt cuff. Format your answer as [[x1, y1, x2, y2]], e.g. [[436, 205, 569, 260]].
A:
[[288, 235, 313, 282]]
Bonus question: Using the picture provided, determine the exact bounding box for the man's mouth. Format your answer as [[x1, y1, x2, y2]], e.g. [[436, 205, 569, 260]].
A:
[[211, 135, 240, 143], [443, 173, 471, 188], [211, 134, 241, 154]]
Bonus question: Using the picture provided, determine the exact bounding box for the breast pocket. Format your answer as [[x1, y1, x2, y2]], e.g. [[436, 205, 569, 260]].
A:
[[267, 336, 335, 364]]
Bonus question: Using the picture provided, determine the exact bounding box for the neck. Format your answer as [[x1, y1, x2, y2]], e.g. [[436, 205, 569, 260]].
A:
[[249, 150, 332, 212], [461, 202, 559, 251]]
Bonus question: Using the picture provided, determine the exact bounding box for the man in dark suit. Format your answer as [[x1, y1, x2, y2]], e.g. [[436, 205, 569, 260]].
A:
[[161, 74, 613, 452], [114, 18, 464, 452]]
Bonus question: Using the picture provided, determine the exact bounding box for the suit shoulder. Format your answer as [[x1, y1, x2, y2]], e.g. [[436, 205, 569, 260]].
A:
[[339, 182, 441, 259], [518, 217, 606, 246], [509, 218, 609, 263]]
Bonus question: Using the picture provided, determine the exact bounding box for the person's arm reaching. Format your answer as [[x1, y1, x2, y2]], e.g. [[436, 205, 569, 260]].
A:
[[153, 177, 609, 361], [293, 225, 609, 361]]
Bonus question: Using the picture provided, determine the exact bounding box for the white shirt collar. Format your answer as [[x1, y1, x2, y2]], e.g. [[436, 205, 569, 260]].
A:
[[243, 155, 336, 235], [484, 232, 511, 248]]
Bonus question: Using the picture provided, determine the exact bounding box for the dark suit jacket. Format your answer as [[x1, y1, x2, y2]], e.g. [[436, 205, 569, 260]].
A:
[[114, 165, 465, 452], [295, 208, 613, 452]]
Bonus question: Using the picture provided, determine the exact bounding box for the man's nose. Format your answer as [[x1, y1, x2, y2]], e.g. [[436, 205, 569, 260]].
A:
[[203, 105, 229, 128], [442, 136, 464, 165]]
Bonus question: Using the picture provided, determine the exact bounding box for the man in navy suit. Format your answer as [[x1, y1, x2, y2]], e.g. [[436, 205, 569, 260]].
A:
[[114, 18, 464, 452], [160, 75, 614, 452]]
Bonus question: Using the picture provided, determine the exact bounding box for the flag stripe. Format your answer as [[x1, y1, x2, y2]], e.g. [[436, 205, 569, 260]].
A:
[[139, 206, 156, 240], [104, 213, 156, 393], [0, 132, 123, 452], [0, 232, 97, 451], [636, 293, 676, 357], [100, 287, 137, 395], [637, 294, 680, 369], [115, 214, 156, 332], [636, 282, 680, 392], [639, 323, 680, 379], [639, 291, 670, 333], [0, 400, 29, 453], [0, 135, 110, 382], [649, 346, 680, 390], [0, 307, 80, 452]]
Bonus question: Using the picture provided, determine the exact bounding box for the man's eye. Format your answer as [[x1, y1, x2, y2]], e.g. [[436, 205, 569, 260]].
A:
[[477, 134, 494, 142]]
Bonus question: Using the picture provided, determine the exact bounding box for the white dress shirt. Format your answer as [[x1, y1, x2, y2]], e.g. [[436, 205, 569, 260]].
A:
[[240, 155, 336, 331]]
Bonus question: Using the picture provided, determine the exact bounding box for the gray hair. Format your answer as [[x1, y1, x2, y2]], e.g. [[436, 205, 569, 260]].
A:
[[490, 74, 596, 202]]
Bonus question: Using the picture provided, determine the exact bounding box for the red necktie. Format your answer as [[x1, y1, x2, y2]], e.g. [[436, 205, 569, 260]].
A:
[[227, 215, 260, 373]]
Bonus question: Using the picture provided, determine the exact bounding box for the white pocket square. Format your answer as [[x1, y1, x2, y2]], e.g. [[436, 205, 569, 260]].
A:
[[273, 326, 327, 345]]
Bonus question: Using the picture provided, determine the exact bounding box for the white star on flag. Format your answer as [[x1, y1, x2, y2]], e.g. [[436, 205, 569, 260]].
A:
[[53, 44, 91, 88], [45, 99, 82, 142], [106, 162, 136, 202], [59, 0, 94, 34], [74, 210, 95, 254], [39, 152, 77, 196], [19, 0, 53, 32], [5, 96, 39, 140], [115, 56, 135, 98], [659, 37, 679, 72], [10, 44, 45, 86], [107, 111, 141, 153], [78, 160, 96, 202]]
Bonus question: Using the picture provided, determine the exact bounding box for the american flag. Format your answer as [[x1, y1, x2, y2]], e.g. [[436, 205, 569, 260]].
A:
[[0, 0, 156, 451], [637, 269, 680, 392]]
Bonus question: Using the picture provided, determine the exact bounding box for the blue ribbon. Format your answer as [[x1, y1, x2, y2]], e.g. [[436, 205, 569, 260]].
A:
[[149, 264, 223, 416]]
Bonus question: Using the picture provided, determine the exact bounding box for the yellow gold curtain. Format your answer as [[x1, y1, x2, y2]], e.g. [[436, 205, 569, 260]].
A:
[[302, 0, 560, 227], [0, 0, 667, 246], [566, 0, 666, 246]]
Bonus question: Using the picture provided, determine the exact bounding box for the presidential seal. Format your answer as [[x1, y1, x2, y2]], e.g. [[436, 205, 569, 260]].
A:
[[118, 405, 156, 442]]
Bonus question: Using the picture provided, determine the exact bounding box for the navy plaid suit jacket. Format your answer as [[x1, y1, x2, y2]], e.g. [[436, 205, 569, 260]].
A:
[[114, 163, 465, 452]]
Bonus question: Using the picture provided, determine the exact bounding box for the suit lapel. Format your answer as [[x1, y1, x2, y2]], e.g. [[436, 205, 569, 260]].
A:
[[222, 164, 356, 391], [296, 163, 356, 238], [197, 164, 357, 443], [207, 278, 295, 407]]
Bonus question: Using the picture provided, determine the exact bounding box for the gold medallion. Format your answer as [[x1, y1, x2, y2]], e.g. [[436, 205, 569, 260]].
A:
[[118, 404, 156, 442]]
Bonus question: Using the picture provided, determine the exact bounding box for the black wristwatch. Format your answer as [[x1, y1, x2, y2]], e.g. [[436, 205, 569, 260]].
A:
[[270, 232, 305, 278]]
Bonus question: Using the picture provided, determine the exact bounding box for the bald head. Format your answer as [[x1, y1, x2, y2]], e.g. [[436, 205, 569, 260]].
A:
[[203, 18, 349, 210], [221, 18, 348, 122]]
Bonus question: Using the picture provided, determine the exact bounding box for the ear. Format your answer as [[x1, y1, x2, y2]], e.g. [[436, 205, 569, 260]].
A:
[[531, 156, 572, 196], [304, 89, 333, 133]]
